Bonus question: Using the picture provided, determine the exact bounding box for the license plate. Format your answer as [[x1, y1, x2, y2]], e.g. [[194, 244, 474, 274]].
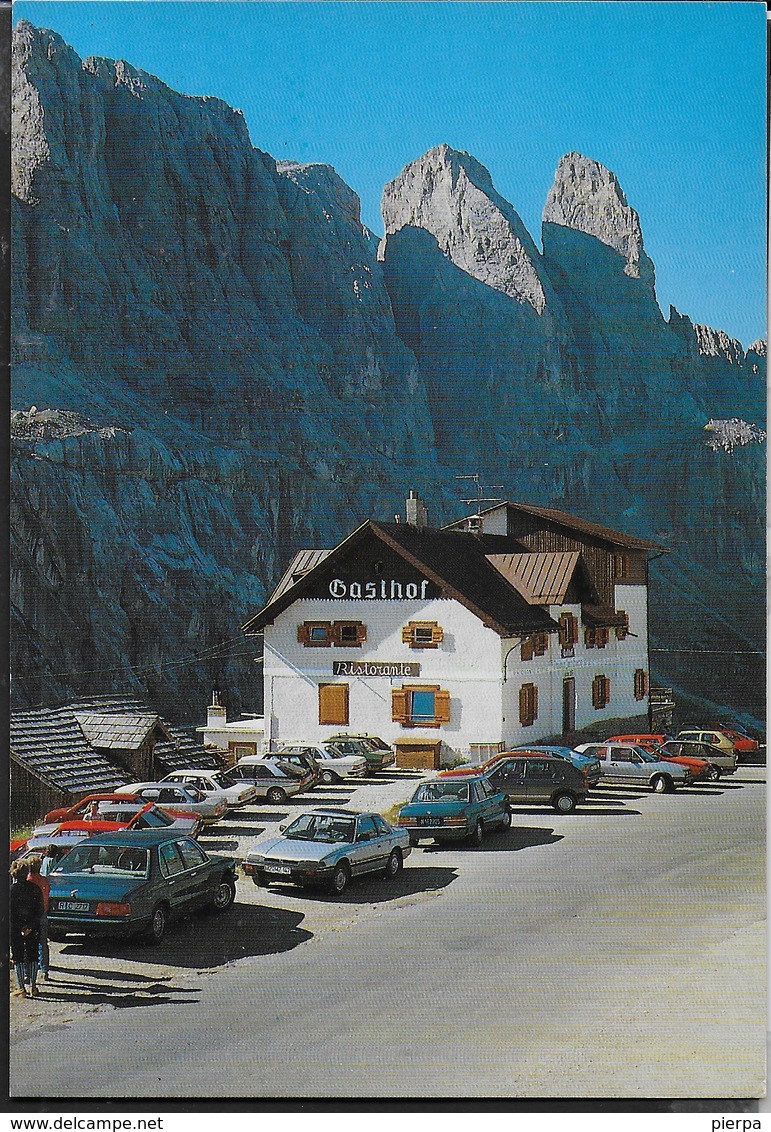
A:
[[418, 815, 441, 826], [57, 900, 89, 912], [264, 864, 292, 875]]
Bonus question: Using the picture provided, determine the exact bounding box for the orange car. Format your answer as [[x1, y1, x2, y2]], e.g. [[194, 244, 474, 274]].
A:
[[607, 735, 716, 782]]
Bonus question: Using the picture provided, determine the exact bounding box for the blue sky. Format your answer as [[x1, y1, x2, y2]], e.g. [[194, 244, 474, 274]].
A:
[[15, 1, 767, 346]]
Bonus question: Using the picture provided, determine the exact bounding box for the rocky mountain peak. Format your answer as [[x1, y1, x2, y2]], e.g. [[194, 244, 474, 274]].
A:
[[693, 324, 744, 366], [277, 161, 363, 230], [380, 144, 548, 314], [747, 338, 767, 358], [543, 152, 655, 292]]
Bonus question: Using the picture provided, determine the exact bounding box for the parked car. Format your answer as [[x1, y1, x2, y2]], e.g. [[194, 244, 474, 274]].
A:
[[478, 752, 589, 813], [574, 742, 692, 791], [262, 750, 320, 791], [162, 769, 258, 808], [607, 735, 716, 781], [116, 782, 228, 824], [397, 774, 510, 845], [706, 723, 761, 757], [34, 799, 202, 841], [657, 739, 738, 777], [222, 758, 305, 803], [676, 729, 737, 756], [512, 744, 602, 786], [243, 807, 411, 894], [46, 830, 237, 943], [273, 743, 368, 785], [326, 734, 397, 773]]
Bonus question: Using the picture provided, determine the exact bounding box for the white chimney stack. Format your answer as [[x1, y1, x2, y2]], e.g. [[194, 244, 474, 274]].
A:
[[207, 691, 227, 729], [406, 490, 429, 530]]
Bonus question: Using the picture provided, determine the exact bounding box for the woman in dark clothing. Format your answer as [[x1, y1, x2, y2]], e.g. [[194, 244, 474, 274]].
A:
[[10, 860, 43, 998]]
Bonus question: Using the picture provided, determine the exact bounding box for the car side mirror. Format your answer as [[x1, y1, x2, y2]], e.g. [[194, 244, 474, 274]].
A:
[[278, 824, 287, 832]]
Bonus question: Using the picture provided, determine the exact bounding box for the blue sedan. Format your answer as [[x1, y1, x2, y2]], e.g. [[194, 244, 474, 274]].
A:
[[47, 830, 238, 944], [397, 774, 510, 845]]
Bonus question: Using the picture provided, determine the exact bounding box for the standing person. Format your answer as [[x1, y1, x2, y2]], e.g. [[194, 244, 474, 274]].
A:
[[9, 860, 43, 998], [40, 844, 61, 877], [26, 856, 50, 981]]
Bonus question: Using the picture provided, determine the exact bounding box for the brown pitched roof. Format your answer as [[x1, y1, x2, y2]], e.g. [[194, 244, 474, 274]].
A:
[[242, 521, 559, 637], [446, 501, 666, 552], [486, 551, 588, 605]]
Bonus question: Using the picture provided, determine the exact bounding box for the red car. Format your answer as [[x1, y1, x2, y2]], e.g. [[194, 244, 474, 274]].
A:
[[607, 735, 715, 782], [707, 725, 760, 756], [35, 794, 202, 840]]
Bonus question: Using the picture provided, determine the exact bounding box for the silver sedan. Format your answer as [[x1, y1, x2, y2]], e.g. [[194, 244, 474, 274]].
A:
[[117, 782, 228, 824], [243, 808, 412, 894]]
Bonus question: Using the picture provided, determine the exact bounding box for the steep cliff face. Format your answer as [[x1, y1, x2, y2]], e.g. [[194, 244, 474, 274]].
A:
[[11, 21, 445, 718], [11, 22, 765, 726]]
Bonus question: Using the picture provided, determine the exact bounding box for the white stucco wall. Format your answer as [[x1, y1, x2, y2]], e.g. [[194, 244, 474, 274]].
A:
[[263, 597, 504, 756], [262, 585, 651, 759]]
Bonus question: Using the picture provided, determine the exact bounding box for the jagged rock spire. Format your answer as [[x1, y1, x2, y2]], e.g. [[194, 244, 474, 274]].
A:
[[381, 144, 548, 314], [543, 152, 655, 293]]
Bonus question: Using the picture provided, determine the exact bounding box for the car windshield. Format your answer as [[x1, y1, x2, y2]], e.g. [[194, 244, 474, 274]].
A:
[[52, 843, 151, 878], [136, 809, 174, 828], [634, 749, 658, 763], [283, 814, 355, 844], [413, 782, 470, 803]]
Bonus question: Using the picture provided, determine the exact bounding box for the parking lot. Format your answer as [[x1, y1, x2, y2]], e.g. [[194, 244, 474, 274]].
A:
[[10, 763, 766, 1099]]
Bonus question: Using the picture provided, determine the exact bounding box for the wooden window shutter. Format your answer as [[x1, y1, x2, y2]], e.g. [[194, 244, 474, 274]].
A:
[[597, 627, 609, 648], [634, 669, 647, 700], [392, 688, 409, 725], [319, 683, 349, 726], [584, 628, 596, 648], [297, 623, 310, 645], [558, 615, 570, 648], [434, 689, 451, 723], [431, 624, 444, 645], [519, 683, 537, 726], [616, 613, 629, 641], [534, 632, 548, 656], [592, 676, 601, 709], [356, 623, 367, 645], [569, 614, 579, 645], [521, 637, 534, 662], [402, 624, 413, 644]]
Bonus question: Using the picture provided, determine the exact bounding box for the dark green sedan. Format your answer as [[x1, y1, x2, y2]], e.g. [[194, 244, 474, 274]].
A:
[[47, 829, 237, 944]]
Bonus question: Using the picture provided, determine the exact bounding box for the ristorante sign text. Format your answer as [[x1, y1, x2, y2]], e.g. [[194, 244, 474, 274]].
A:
[[332, 661, 422, 677]]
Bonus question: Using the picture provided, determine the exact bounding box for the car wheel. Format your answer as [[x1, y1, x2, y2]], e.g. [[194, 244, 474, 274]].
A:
[[253, 873, 271, 887], [211, 876, 236, 913], [384, 848, 403, 879], [330, 862, 350, 895], [651, 774, 671, 793], [499, 809, 512, 831], [321, 769, 338, 786], [145, 904, 167, 944], [470, 819, 484, 845], [707, 765, 722, 781], [553, 792, 577, 814], [266, 786, 287, 804]]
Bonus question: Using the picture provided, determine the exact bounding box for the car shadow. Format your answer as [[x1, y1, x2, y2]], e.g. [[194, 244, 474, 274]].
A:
[[57, 902, 312, 966], [731, 776, 765, 785], [201, 825, 268, 839], [260, 864, 457, 905], [420, 826, 564, 852]]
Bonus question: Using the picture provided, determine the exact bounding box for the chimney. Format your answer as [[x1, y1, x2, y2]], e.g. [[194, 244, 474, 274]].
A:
[[405, 490, 429, 530], [207, 690, 227, 729]]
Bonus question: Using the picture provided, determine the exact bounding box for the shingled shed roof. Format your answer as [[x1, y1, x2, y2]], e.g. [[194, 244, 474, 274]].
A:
[[10, 705, 130, 796], [73, 711, 161, 751], [269, 549, 333, 603], [69, 694, 222, 771], [447, 501, 665, 552]]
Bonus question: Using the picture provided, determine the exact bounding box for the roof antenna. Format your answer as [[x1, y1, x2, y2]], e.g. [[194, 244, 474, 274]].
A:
[[455, 473, 504, 510]]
